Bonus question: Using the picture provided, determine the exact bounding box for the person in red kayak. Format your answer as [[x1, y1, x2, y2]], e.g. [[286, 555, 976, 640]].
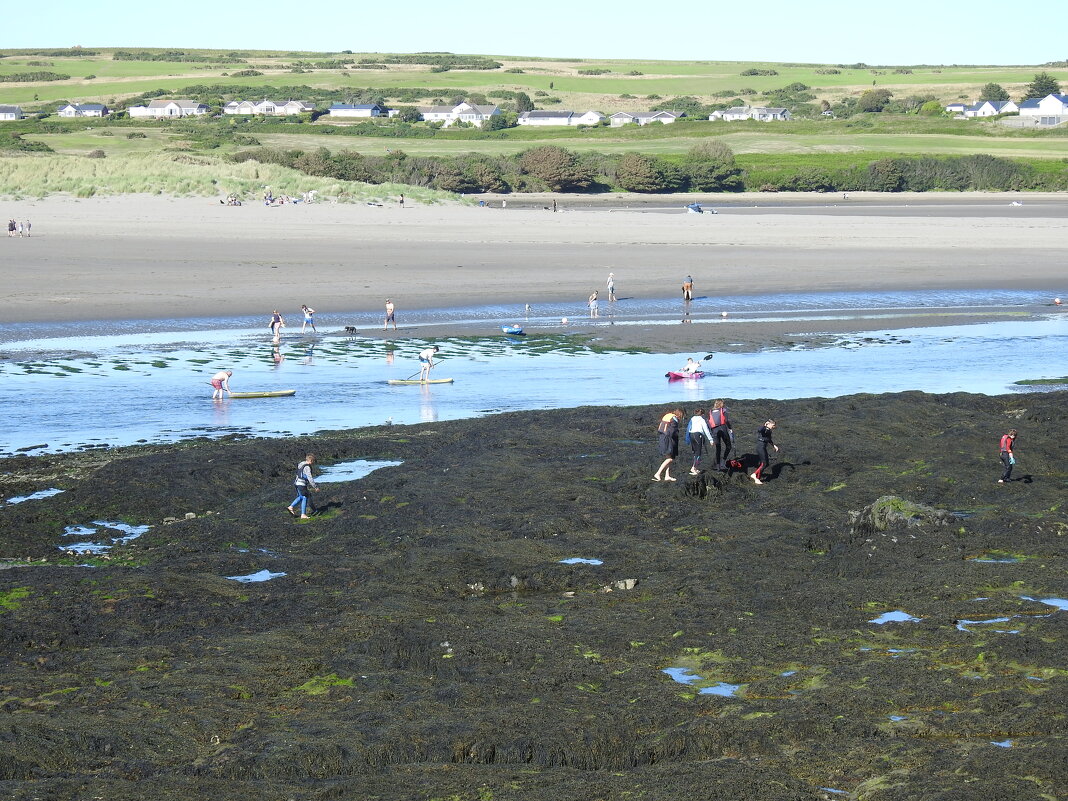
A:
[[680, 357, 701, 375], [997, 429, 1017, 484]]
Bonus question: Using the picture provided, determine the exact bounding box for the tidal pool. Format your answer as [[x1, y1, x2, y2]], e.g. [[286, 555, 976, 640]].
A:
[[226, 570, 287, 583], [1, 300, 1064, 455], [316, 459, 404, 483], [869, 610, 922, 625], [559, 558, 603, 565], [57, 521, 151, 555], [661, 668, 742, 697], [4, 488, 65, 505]]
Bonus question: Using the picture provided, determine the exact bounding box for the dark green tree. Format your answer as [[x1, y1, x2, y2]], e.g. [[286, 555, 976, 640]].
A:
[[682, 141, 744, 192], [482, 112, 515, 131], [978, 82, 1009, 101], [1022, 72, 1061, 99], [514, 91, 534, 112], [615, 153, 683, 193], [855, 89, 893, 112], [518, 146, 593, 192]]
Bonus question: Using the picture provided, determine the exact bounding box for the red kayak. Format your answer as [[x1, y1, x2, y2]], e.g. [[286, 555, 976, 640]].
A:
[[666, 370, 706, 380]]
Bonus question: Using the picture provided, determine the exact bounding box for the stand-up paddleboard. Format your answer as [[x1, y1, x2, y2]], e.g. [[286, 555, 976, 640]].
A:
[[387, 378, 455, 386], [227, 390, 297, 398], [665, 371, 706, 380]]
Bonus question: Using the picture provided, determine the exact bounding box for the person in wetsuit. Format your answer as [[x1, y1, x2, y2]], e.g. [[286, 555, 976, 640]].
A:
[[752, 420, 779, 485], [998, 429, 1017, 484], [708, 400, 734, 471]]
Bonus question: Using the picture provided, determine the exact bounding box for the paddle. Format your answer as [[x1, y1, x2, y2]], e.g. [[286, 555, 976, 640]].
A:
[[702, 354, 715, 361]]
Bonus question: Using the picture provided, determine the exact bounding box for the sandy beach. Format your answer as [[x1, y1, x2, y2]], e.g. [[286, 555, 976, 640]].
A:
[[3, 192, 1066, 337]]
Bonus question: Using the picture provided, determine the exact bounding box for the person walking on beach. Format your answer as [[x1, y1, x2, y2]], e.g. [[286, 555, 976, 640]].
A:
[[687, 408, 714, 475], [300, 305, 316, 334], [384, 299, 396, 330], [708, 400, 733, 471], [607, 272, 616, 302], [6, 220, 13, 237], [287, 453, 319, 519], [588, 291, 599, 318], [399, 193, 405, 208], [23, 220, 30, 237], [998, 429, 1017, 484], [16, 221, 24, 238], [210, 369, 232, 400], [269, 310, 284, 342], [682, 275, 694, 302], [751, 420, 779, 485], [652, 408, 683, 482], [418, 345, 439, 382]]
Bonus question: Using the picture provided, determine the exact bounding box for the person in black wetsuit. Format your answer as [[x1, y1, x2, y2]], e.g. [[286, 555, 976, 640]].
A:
[[751, 420, 779, 485], [708, 400, 733, 471]]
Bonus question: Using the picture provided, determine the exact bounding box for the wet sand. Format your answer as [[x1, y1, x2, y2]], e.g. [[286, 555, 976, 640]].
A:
[[3, 193, 1066, 339]]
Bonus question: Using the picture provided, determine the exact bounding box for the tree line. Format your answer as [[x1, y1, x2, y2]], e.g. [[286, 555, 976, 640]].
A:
[[229, 143, 1067, 194]]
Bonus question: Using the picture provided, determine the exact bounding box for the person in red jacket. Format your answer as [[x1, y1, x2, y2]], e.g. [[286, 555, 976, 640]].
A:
[[997, 429, 1017, 484]]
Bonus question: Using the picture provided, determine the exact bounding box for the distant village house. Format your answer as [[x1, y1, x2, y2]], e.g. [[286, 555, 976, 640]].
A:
[[709, 105, 791, 122], [609, 110, 685, 126], [0, 105, 25, 121], [223, 99, 314, 116], [327, 103, 389, 118], [127, 99, 210, 118], [419, 101, 500, 127], [963, 100, 1018, 118], [1018, 93, 1068, 126], [517, 110, 605, 126], [57, 103, 110, 118]]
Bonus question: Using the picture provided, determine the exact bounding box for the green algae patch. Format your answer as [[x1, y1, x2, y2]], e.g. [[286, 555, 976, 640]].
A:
[[1014, 376, 1068, 385], [291, 673, 355, 696], [0, 586, 31, 611]]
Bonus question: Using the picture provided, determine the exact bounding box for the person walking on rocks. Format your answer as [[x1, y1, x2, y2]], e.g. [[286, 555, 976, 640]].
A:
[[300, 305, 316, 334], [686, 408, 714, 475], [287, 453, 319, 519], [210, 369, 232, 400], [998, 429, 1017, 484], [751, 420, 779, 485], [708, 400, 734, 471], [652, 408, 683, 482], [384, 299, 397, 330]]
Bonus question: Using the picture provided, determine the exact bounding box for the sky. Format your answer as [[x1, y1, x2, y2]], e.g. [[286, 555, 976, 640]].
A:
[[9, 0, 1065, 65]]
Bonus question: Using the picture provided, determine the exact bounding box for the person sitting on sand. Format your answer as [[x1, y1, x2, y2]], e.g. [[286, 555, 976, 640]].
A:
[[653, 408, 683, 482], [687, 408, 714, 475], [680, 357, 701, 374], [998, 429, 1017, 484], [300, 305, 316, 334], [751, 420, 779, 485], [418, 345, 439, 382], [287, 453, 319, 519], [210, 370, 232, 400]]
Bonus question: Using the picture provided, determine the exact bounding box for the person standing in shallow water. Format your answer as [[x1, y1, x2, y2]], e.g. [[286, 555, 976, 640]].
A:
[[998, 429, 1017, 483], [751, 420, 779, 485], [588, 291, 599, 318], [269, 310, 284, 342], [653, 408, 683, 482], [287, 453, 319, 519], [300, 305, 316, 334], [682, 275, 694, 301]]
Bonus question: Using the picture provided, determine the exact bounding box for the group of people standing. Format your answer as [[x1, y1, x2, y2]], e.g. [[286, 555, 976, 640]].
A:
[[654, 402, 778, 485], [7, 219, 30, 237]]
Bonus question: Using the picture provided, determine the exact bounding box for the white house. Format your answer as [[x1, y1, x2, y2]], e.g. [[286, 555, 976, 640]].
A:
[[609, 110, 685, 126], [327, 103, 387, 118], [1018, 93, 1068, 125], [420, 101, 500, 127], [57, 103, 109, 118], [0, 105, 25, 121], [964, 100, 1018, 118], [128, 99, 210, 118], [944, 102, 968, 115], [517, 109, 605, 126], [224, 99, 314, 116], [709, 105, 790, 122]]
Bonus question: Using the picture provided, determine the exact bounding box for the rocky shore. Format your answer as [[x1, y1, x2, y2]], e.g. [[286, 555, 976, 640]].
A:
[[1, 390, 1065, 800]]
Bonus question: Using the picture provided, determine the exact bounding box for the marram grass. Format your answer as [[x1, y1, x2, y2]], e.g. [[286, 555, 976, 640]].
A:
[[0, 151, 455, 203]]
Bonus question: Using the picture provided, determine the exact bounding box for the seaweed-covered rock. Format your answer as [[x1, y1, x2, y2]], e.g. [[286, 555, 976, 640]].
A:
[[849, 495, 957, 536]]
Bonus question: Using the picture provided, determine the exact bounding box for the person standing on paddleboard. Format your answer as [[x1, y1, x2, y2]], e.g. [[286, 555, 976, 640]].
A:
[[287, 453, 319, 519], [418, 346, 439, 382], [210, 370, 232, 400]]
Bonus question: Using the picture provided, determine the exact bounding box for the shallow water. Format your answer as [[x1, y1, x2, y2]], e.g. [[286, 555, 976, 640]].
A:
[[227, 570, 286, 583], [316, 459, 404, 483], [4, 488, 65, 505], [0, 297, 1064, 455], [870, 610, 922, 625]]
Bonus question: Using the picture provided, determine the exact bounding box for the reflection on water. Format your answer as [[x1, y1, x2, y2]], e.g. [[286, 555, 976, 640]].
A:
[[0, 310, 1064, 455]]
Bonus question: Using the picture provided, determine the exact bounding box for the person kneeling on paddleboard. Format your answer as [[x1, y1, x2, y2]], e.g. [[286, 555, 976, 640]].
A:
[[418, 346, 439, 382]]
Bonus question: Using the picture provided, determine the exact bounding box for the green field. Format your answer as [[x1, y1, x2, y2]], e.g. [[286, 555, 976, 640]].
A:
[[2, 48, 1066, 198]]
